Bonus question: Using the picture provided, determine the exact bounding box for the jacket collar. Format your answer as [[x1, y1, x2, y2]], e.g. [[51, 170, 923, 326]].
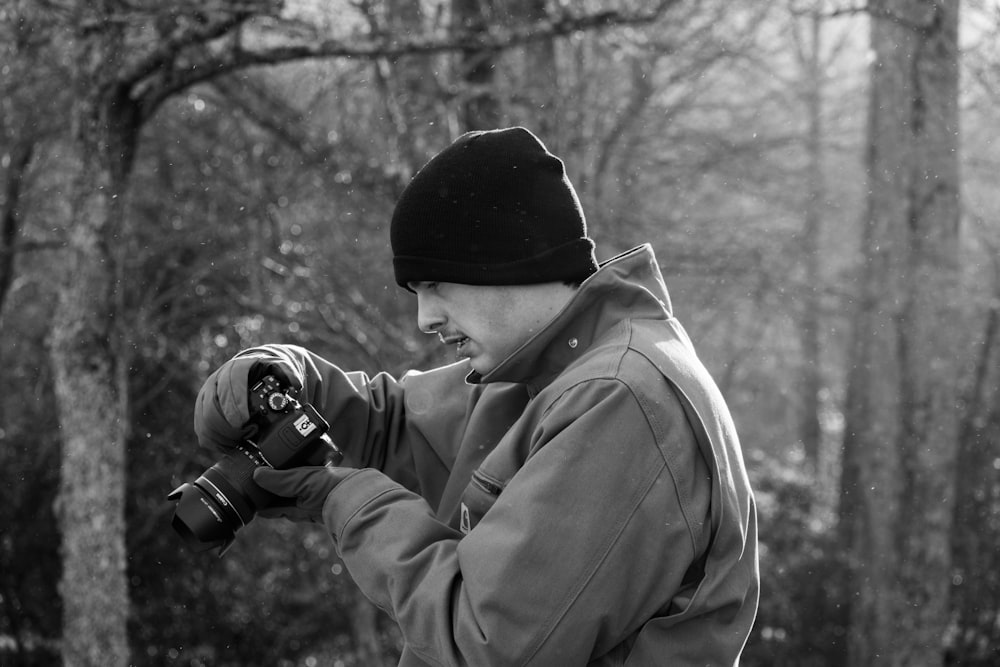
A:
[[469, 244, 673, 392]]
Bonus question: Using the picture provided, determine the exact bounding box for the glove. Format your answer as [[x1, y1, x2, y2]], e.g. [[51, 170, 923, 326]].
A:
[[193, 346, 305, 452], [253, 466, 361, 523]]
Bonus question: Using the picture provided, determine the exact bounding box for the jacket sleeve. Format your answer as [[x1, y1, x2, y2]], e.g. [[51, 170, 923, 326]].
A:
[[322, 377, 710, 666], [238, 344, 480, 498]]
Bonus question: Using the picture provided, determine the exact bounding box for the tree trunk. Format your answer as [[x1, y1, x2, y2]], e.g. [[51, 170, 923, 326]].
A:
[[951, 286, 1000, 662], [840, 2, 961, 665], [452, 0, 503, 130], [798, 9, 825, 479], [51, 138, 132, 667], [514, 0, 558, 141], [51, 10, 138, 664]]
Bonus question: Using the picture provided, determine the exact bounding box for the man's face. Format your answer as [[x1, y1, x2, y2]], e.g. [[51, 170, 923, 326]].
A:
[[408, 281, 562, 376]]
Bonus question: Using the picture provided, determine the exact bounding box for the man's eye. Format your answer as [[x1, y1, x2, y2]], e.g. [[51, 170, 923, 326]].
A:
[[408, 281, 438, 293]]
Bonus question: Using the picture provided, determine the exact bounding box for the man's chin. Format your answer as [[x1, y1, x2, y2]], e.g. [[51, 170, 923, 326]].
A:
[[465, 357, 494, 376]]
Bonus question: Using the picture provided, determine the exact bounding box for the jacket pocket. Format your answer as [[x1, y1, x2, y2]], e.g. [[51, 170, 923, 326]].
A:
[[459, 469, 505, 534]]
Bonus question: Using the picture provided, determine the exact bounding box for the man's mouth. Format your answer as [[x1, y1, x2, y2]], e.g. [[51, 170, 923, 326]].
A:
[[439, 334, 470, 355]]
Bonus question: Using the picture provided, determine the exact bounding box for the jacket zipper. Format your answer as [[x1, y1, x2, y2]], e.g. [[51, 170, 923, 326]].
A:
[[471, 470, 504, 496]]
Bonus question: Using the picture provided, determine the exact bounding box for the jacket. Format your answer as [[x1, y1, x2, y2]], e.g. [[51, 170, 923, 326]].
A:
[[277, 244, 759, 665]]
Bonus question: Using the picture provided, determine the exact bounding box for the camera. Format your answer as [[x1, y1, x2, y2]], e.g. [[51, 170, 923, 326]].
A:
[[168, 374, 342, 556]]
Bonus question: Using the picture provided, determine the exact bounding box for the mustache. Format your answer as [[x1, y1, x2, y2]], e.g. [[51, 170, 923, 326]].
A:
[[437, 332, 468, 345]]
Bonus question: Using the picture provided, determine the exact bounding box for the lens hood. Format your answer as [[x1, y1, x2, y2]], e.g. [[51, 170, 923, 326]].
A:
[[167, 481, 240, 556]]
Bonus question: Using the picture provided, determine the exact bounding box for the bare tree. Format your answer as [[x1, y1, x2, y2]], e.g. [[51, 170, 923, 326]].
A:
[[839, 1, 962, 664]]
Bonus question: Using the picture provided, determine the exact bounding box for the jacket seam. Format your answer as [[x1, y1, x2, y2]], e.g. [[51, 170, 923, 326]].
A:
[[621, 318, 704, 558], [524, 446, 664, 664], [521, 375, 667, 664], [627, 373, 702, 559]]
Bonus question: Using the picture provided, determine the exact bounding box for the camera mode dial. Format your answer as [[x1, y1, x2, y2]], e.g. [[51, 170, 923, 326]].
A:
[[267, 392, 291, 412]]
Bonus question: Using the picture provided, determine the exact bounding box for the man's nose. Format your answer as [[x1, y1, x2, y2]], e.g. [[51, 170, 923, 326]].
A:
[[416, 294, 445, 334]]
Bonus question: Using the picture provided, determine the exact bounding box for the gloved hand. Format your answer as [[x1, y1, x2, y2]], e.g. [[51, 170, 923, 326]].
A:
[[253, 466, 361, 523], [193, 346, 305, 452]]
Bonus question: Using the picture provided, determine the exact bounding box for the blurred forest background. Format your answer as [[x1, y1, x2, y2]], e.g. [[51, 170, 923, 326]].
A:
[[0, 0, 997, 665]]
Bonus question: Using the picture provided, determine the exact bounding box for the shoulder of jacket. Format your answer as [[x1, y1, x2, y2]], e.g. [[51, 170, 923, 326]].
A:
[[543, 318, 684, 401]]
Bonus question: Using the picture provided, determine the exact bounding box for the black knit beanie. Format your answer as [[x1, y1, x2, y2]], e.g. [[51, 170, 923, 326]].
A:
[[391, 127, 598, 289]]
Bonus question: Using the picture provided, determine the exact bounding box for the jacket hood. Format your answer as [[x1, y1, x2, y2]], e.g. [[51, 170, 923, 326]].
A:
[[470, 244, 673, 389]]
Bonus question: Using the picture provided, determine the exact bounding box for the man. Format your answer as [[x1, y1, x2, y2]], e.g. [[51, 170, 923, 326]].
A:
[[195, 127, 759, 665]]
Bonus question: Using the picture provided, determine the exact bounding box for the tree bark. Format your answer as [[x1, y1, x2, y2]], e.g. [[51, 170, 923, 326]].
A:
[[51, 8, 138, 664], [840, 2, 961, 665], [0, 139, 34, 320]]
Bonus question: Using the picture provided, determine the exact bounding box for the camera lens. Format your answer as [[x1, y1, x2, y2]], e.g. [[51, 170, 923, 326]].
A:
[[168, 444, 279, 555]]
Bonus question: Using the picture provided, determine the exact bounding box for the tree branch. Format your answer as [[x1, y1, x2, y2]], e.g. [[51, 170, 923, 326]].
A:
[[118, 11, 257, 90], [132, 2, 679, 121]]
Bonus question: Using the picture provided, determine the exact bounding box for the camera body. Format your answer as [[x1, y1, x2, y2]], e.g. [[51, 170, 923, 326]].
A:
[[168, 374, 341, 556]]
